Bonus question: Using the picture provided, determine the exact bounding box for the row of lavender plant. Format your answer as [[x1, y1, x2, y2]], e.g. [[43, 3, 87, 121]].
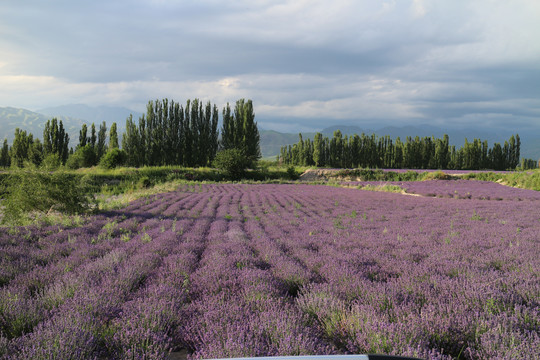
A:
[[0, 185, 212, 358], [349, 179, 540, 201], [2, 182, 539, 359]]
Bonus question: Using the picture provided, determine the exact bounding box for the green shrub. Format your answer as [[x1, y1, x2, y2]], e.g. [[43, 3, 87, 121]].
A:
[[41, 154, 62, 171], [421, 171, 453, 181], [66, 145, 97, 169], [287, 166, 299, 180], [1, 169, 95, 225], [99, 149, 127, 169], [137, 176, 154, 189], [213, 149, 250, 180]]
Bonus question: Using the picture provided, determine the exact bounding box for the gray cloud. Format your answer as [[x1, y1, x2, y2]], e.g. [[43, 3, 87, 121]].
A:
[[0, 0, 539, 134]]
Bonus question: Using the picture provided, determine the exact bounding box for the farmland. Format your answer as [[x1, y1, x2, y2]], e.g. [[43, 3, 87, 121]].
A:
[[0, 180, 539, 359]]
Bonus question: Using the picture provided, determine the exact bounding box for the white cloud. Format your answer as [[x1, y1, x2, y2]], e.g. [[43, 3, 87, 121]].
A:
[[411, 0, 428, 17]]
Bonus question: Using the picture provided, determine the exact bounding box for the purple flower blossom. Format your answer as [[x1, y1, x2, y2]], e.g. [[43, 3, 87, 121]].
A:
[[1, 182, 538, 359]]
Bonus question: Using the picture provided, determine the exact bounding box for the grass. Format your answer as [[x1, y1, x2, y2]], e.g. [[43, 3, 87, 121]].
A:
[[463, 169, 540, 191], [358, 183, 404, 193]]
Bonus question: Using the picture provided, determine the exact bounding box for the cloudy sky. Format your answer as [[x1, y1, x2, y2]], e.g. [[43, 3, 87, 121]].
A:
[[1, 0, 539, 132]]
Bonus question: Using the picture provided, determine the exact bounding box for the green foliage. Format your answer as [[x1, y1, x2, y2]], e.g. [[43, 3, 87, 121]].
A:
[[386, 170, 421, 181], [517, 158, 538, 170], [280, 131, 522, 171], [334, 169, 387, 181], [108, 122, 119, 150], [66, 144, 96, 169], [122, 98, 221, 168], [78, 123, 88, 148], [464, 169, 540, 191], [359, 184, 404, 193], [420, 171, 452, 181], [221, 99, 261, 167], [99, 148, 127, 169], [96, 121, 108, 161], [287, 166, 299, 180], [0, 139, 10, 168], [1, 169, 94, 225], [43, 118, 70, 164], [41, 153, 62, 170], [10, 128, 34, 168], [137, 176, 154, 189], [213, 148, 250, 179]]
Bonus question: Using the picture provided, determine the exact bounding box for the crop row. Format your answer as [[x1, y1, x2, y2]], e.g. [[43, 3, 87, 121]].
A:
[[1, 183, 539, 359], [350, 179, 540, 201]]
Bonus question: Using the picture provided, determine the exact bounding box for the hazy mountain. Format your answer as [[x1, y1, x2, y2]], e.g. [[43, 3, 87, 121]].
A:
[[0, 105, 139, 147], [260, 129, 316, 159], [0, 107, 89, 145], [320, 124, 373, 136], [37, 104, 140, 126]]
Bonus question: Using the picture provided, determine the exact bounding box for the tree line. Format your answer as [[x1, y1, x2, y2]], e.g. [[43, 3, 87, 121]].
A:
[[0, 118, 119, 169], [122, 98, 260, 167], [0, 98, 261, 169], [279, 131, 534, 170]]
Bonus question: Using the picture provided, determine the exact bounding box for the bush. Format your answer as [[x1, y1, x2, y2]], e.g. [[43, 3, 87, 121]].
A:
[[1, 169, 94, 225], [287, 166, 299, 180], [213, 149, 250, 180], [99, 149, 127, 169], [137, 176, 154, 189], [421, 170, 452, 181], [41, 154, 62, 171], [66, 145, 97, 169]]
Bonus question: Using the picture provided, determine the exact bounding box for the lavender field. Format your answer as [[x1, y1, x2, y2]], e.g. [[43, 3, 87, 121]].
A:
[[0, 182, 539, 359], [351, 180, 540, 201]]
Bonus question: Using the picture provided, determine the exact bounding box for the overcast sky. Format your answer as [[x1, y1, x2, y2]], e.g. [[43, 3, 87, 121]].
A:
[[1, 0, 539, 132]]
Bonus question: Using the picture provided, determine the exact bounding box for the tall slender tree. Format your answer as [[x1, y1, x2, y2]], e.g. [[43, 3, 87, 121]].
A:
[[109, 122, 119, 150], [11, 128, 33, 168], [96, 121, 108, 160], [0, 139, 10, 168], [90, 123, 97, 148], [122, 114, 141, 167], [79, 124, 88, 148]]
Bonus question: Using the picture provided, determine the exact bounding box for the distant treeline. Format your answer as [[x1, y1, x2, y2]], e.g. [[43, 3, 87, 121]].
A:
[[0, 98, 261, 169], [279, 131, 537, 170]]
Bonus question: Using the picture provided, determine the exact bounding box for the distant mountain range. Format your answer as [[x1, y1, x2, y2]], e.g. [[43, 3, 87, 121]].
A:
[[1, 105, 538, 160], [0, 105, 137, 148], [37, 104, 142, 127]]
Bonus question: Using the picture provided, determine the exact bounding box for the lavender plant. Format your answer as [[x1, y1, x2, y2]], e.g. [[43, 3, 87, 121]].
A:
[[1, 182, 538, 359]]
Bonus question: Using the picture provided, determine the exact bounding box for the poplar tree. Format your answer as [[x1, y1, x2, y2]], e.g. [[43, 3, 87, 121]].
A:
[[220, 99, 260, 167], [238, 99, 260, 166], [313, 132, 323, 167], [42, 118, 69, 164], [220, 103, 235, 150], [182, 100, 193, 166], [0, 139, 10, 168], [109, 122, 119, 150], [96, 121, 108, 160], [78, 124, 88, 149], [122, 114, 141, 167], [90, 123, 97, 148], [11, 128, 33, 168]]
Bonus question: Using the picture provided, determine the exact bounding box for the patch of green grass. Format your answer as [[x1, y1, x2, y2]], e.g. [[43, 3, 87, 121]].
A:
[[359, 183, 404, 193], [470, 210, 485, 221]]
